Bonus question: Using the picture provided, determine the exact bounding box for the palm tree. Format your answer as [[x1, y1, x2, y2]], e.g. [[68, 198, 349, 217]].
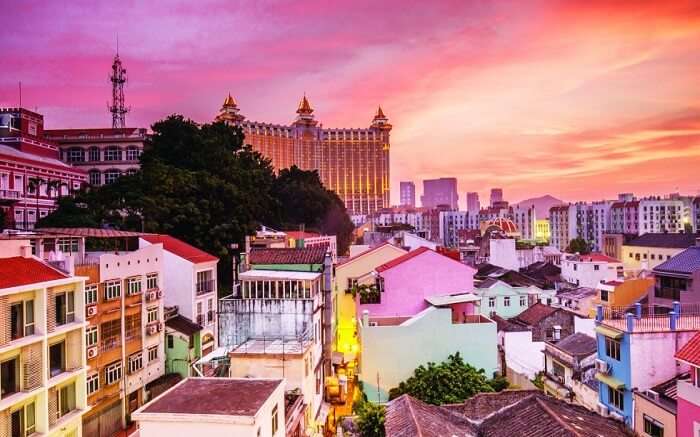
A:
[[27, 177, 44, 228], [46, 179, 68, 199]]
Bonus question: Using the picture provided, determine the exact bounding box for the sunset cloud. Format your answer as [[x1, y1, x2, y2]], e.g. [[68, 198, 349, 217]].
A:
[[1, 0, 699, 205]]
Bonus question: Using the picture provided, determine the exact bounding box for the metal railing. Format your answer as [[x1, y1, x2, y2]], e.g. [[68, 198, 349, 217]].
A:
[[0, 189, 21, 200]]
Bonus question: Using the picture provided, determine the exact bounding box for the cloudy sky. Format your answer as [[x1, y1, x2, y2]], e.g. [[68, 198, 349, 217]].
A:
[[3, 0, 700, 206]]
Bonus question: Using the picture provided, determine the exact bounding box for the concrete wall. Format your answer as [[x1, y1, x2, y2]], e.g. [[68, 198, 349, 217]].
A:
[[678, 379, 700, 437], [622, 245, 683, 271], [489, 239, 519, 271], [360, 306, 497, 403], [476, 283, 537, 319], [503, 330, 542, 380], [358, 250, 475, 318], [629, 331, 694, 391], [634, 392, 677, 437], [561, 259, 622, 288]]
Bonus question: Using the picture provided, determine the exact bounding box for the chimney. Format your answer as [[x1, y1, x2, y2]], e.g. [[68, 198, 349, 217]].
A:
[[20, 245, 32, 258]]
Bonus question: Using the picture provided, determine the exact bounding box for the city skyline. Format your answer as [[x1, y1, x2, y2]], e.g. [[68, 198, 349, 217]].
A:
[[2, 0, 699, 205]]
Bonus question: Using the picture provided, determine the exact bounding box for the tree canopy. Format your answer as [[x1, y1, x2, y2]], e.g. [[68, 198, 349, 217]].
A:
[[354, 399, 386, 437], [387, 353, 505, 405], [566, 237, 592, 255], [38, 115, 355, 289]]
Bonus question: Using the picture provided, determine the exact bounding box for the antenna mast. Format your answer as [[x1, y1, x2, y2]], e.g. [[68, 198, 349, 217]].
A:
[[108, 51, 129, 128]]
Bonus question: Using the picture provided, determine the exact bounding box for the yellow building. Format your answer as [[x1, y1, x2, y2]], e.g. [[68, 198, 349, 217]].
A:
[[621, 233, 699, 272], [0, 244, 88, 436], [535, 219, 551, 243], [333, 243, 406, 363], [590, 277, 654, 317]]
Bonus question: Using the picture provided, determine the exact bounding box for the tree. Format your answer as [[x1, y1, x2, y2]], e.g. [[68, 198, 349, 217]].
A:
[[388, 353, 495, 405], [354, 399, 385, 437], [27, 177, 44, 223], [566, 237, 591, 254], [271, 166, 355, 254]]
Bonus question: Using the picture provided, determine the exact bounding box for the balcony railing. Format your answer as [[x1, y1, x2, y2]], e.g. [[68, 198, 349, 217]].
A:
[[100, 337, 121, 353], [0, 189, 21, 201], [196, 279, 215, 295]]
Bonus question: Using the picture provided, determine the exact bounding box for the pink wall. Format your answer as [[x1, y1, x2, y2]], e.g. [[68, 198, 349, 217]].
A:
[[678, 397, 700, 437], [358, 250, 475, 317]]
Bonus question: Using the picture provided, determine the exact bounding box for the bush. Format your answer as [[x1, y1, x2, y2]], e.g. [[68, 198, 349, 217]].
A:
[[354, 399, 385, 437]]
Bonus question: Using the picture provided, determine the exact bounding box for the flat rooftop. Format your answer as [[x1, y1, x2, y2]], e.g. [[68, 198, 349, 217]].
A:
[[230, 338, 313, 355], [239, 269, 321, 280], [139, 378, 282, 417]]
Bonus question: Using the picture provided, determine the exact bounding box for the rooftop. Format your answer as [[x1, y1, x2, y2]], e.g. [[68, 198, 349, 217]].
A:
[[229, 338, 312, 355], [39, 227, 145, 238], [385, 391, 629, 437], [0, 144, 82, 172], [375, 246, 432, 272], [512, 303, 560, 326], [654, 246, 700, 275], [548, 332, 596, 356], [137, 377, 282, 417], [165, 315, 202, 337], [248, 246, 328, 265], [556, 286, 597, 299], [0, 256, 69, 289], [627, 232, 700, 249], [239, 269, 321, 281], [425, 292, 481, 307], [566, 253, 620, 263], [141, 234, 218, 263], [675, 331, 700, 366]]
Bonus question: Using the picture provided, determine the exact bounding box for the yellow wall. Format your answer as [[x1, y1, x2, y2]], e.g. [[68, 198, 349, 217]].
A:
[[622, 245, 684, 271], [591, 278, 654, 316], [634, 392, 677, 437], [333, 245, 406, 357], [535, 219, 550, 243]]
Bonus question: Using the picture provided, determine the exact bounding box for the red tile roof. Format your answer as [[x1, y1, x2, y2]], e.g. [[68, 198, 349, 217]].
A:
[[375, 246, 432, 272], [39, 227, 146, 238], [248, 245, 328, 265], [513, 303, 559, 326], [676, 332, 700, 367], [0, 256, 68, 289], [337, 242, 405, 267], [570, 253, 620, 263], [285, 231, 321, 240], [141, 235, 218, 264]]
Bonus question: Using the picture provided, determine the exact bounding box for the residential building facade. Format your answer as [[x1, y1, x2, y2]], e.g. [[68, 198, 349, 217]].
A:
[[399, 181, 415, 208], [543, 332, 598, 411], [466, 191, 479, 213], [490, 188, 503, 207], [421, 178, 458, 209], [651, 245, 700, 307], [622, 233, 699, 271], [215, 95, 391, 215], [561, 253, 623, 288]]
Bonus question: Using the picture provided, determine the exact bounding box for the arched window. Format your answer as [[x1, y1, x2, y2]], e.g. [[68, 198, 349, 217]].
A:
[[104, 169, 121, 184], [104, 146, 122, 161], [66, 147, 84, 163], [88, 147, 100, 162], [126, 146, 141, 161], [88, 170, 101, 186]]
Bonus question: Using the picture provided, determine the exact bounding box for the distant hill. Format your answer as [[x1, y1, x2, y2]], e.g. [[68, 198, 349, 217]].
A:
[[515, 195, 565, 219]]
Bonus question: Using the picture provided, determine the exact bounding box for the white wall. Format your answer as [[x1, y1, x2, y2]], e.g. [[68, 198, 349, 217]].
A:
[[561, 259, 621, 288], [629, 331, 694, 391], [503, 330, 543, 379], [489, 239, 519, 271]]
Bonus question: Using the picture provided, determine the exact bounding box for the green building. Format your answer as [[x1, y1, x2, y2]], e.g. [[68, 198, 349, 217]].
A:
[[165, 313, 203, 378]]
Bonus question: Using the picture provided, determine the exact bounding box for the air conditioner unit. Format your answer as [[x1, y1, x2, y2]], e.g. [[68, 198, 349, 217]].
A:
[[368, 321, 379, 327], [609, 411, 624, 422], [156, 290, 163, 299], [147, 291, 156, 301], [157, 322, 163, 332], [147, 324, 158, 335], [87, 346, 98, 359], [596, 403, 609, 417], [595, 359, 610, 374], [86, 305, 98, 318]]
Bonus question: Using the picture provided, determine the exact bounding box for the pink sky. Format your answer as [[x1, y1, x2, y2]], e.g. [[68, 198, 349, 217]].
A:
[[2, 0, 699, 206]]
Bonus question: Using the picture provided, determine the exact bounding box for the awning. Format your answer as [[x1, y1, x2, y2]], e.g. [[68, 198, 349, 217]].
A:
[[595, 373, 625, 390], [595, 325, 623, 339]]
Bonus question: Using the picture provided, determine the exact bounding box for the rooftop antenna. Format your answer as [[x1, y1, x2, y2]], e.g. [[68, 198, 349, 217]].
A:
[[18, 81, 22, 108], [108, 35, 129, 128]]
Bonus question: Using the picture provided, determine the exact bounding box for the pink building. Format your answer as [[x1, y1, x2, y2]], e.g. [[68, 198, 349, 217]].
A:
[[675, 332, 700, 437], [357, 246, 476, 318]]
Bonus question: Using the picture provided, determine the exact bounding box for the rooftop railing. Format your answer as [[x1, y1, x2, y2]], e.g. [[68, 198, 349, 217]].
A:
[[596, 302, 700, 333]]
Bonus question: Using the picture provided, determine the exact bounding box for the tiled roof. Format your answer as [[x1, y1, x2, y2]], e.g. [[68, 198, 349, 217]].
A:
[[490, 315, 529, 333], [0, 144, 84, 173], [568, 253, 620, 263], [512, 303, 559, 326], [165, 315, 202, 336], [675, 331, 700, 366], [248, 245, 328, 265], [556, 287, 597, 299], [550, 332, 597, 356], [654, 247, 700, 275], [39, 227, 145, 238], [376, 246, 432, 272], [285, 231, 321, 240], [337, 242, 405, 267], [384, 395, 476, 437], [141, 234, 218, 264], [139, 378, 282, 416], [385, 391, 629, 437], [0, 256, 68, 289], [627, 233, 700, 249]]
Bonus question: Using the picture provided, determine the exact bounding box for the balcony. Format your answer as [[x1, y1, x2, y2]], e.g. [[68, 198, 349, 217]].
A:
[[0, 189, 21, 202], [196, 279, 215, 295], [655, 286, 682, 301]]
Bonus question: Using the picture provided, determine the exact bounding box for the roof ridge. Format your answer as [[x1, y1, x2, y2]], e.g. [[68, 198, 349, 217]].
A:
[[535, 397, 582, 436], [404, 395, 424, 437]]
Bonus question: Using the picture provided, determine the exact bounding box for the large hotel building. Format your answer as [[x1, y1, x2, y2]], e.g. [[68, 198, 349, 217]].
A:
[[215, 94, 392, 216]]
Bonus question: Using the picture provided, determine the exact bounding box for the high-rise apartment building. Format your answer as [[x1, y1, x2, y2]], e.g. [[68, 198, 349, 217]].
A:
[[400, 181, 416, 208], [421, 178, 458, 209], [466, 192, 480, 213], [490, 188, 503, 207], [0, 108, 87, 230], [215, 94, 391, 216]]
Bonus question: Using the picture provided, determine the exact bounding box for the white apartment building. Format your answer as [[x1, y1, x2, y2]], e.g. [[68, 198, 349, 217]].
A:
[[638, 198, 685, 234], [139, 235, 219, 356], [560, 253, 623, 288], [510, 204, 537, 241]]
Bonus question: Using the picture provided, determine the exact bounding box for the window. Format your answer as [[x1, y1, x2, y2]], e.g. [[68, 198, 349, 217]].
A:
[[519, 296, 527, 307], [88, 147, 100, 162], [0, 357, 19, 397], [271, 404, 279, 435], [57, 383, 76, 418], [125, 314, 141, 340], [104, 281, 121, 301], [600, 290, 609, 302], [56, 238, 78, 253], [86, 327, 98, 347], [316, 369, 322, 395], [643, 415, 664, 437], [88, 170, 101, 186], [66, 148, 84, 163], [85, 285, 98, 305], [207, 299, 214, 323], [167, 335, 174, 349], [86, 373, 99, 396], [608, 386, 624, 411], [146, 273, 158, 290], [100, 320, 121, 352], [127, 277, 142, 295], [104, 147, 122, 161], [148, 346, 158, 362], [10, 300, 34, 340], [54, 291, 75, 326], [605, 337, 621, 361], [103, 169, 121, 184], [488, 297, 496, 308], [594, 265, 600, 271], [11, 401, 36, 436], [105, 361, 122, 385], [49, 341, 66, 377], [128, 353, 143, 374], [503, 296, 511, 307], [126, 147, 141, 161], [147, 307, 158, 324]]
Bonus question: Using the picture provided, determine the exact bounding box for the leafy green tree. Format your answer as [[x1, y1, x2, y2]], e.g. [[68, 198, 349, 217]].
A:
[[354, 399, 385, 437], [566, 237, 591, 254], [37, 195, 100, 228], [388, 353, 494, 405], [271, 166, 355, 254]]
